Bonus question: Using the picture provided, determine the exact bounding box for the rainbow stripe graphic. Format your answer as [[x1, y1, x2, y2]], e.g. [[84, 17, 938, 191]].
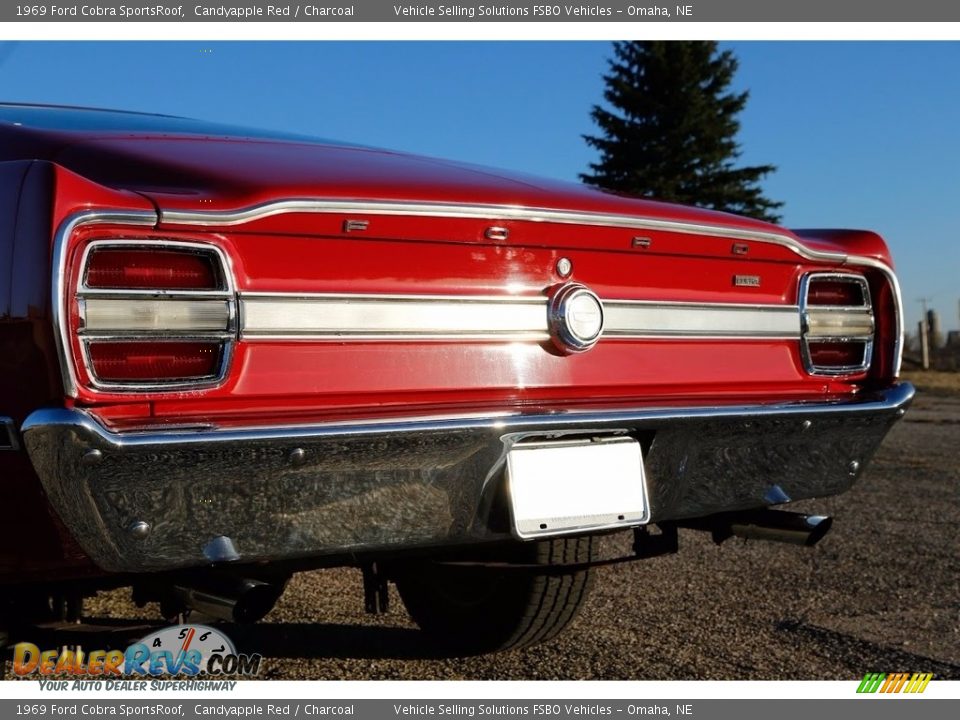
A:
[[857, 672, 933, 694]]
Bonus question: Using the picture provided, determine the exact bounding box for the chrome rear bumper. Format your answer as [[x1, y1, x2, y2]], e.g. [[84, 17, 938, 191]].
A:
[[21, 383, 913, 573]]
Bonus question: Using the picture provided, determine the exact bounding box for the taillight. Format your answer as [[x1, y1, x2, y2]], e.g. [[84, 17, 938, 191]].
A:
[[804, 280, 865, 307], [806, 341, 868, 369], [75, 241, 235, 390], [800, 273, 874, 375], [88, 341, 224, 382], [85, 248, 222, 290]]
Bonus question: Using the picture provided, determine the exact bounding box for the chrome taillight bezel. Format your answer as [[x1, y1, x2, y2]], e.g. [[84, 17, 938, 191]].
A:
[[74, 239, 237, 392], [799, 272, 875, 376]]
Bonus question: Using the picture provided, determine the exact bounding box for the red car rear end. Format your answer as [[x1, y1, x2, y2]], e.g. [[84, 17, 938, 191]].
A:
[[0, 105, 911, 651]]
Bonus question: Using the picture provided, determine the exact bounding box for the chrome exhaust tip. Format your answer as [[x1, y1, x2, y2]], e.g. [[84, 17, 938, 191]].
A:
[[727, 509, 833, 547], [683, 509, 833, 547], [172, 578, 284, 624]]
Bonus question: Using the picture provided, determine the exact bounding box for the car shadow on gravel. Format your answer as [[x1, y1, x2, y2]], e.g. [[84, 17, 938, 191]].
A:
[[776, 619, 960, 679], [223, 622, 456, 661]]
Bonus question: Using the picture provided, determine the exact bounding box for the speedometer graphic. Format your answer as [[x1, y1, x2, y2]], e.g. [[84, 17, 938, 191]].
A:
[[137, 624, 236, 672]]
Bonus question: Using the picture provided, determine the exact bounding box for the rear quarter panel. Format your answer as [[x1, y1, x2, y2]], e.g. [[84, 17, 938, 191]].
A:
[[0, 160, 95, 581]]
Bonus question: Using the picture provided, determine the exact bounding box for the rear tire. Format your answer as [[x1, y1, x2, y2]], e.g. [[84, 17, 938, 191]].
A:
[[394, 536, 596, 654]]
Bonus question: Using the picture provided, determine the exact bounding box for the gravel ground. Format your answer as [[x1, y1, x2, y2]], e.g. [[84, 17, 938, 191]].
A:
[[9, 384, 960, 680]]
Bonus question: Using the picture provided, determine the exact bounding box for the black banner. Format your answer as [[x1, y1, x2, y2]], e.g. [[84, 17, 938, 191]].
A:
[[4, 0, 960, 22], [0, 699, 956, 720]]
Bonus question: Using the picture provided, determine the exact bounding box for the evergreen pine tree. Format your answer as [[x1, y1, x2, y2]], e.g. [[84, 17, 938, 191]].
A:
[[581, 41, 783, 223]]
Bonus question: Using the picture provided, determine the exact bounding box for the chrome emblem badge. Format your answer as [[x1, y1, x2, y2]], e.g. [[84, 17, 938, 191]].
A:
[[484, 226, 510, 241], [734, 275, 761, 287], [342, 219, 369, 233], [548, 283, 604, 353]]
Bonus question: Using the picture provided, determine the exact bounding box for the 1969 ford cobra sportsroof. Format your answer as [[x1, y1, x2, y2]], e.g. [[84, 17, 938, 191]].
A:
[[0, 103, 911, 652]]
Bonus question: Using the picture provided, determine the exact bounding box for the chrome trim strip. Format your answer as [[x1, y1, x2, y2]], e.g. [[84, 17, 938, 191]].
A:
[[239, 293, 806, 343], [240, 292, 549, 340], [78, 289, 233, 299], [52, 211, 158, 397], [23, 382, 915, 448], [604, 301, 800, 339], [241, 290, 547, 303], [1, 417, 19, 451], [161, 199, 846, 261]]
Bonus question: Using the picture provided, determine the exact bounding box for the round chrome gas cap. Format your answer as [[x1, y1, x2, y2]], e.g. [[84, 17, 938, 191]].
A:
[[549, 283, 604, 353]]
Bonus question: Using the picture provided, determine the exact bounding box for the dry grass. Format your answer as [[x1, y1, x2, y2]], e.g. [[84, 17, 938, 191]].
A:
[[901, 370, 960, 396]]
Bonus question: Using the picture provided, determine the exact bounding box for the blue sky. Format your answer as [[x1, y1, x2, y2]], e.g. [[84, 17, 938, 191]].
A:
[[1, 41, 957, 333]]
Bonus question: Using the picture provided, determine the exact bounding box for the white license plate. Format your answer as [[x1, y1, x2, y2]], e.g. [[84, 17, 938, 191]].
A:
[[507, 437, 649, 539]]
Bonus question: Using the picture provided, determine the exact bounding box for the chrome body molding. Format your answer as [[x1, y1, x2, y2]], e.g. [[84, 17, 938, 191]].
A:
[[604, 301, 800, 339], [22, 383, 913, 573], [236, 293, 842, 343], [240, 292, 549, 341], [75, 283, 876, 347], [160, 198, 847, 259]]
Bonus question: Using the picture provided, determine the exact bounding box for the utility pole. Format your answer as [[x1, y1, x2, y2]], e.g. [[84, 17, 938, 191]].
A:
[[919, 320, 930, 370], [916, 298, 934, 369]]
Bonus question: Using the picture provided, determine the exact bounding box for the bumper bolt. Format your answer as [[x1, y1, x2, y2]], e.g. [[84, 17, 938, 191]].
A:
[[801, 420, 812, 431], [556, 257, 573, 278], [128, 521, 151, 539], [82, 449, 103, 465], [848, 460, 861, 476], [289, 448, 306, 465]]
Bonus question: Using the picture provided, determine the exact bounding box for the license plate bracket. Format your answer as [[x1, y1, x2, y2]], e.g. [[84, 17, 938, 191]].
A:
[[507, 436, 650, 539]]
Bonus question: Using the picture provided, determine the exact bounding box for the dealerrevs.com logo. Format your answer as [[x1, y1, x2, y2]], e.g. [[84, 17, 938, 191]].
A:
[[13, 625, 261, 679]]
